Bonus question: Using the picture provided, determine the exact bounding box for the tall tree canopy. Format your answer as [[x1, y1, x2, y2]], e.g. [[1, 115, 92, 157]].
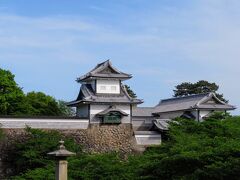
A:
[[0, 68, 29, 115], [173, 80, 227, 102], [26, 92, 63, 116], [0, 68, 74, 116]]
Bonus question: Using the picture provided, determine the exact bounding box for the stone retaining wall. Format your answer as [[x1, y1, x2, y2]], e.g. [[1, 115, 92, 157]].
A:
[[61, 124, 137, 153], [0, 124, 139, 178]]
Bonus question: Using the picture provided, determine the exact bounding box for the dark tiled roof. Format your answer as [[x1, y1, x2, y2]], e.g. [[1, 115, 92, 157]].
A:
[[153, 93, 236, 113], [132, 107, 154, 117], [77, 60, 132, 82], [97, 106, 128, 116]]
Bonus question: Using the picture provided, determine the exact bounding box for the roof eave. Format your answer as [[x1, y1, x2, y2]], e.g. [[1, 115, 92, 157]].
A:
[[152, 108, 192, 114], [66, 100, 92, 107], [196, 107, 236, 111], [77, 75, 132, 83]]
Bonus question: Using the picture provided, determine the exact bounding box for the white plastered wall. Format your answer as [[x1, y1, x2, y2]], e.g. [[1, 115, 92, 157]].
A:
[[96, 80, 120, 94], [192, 110, 220, 121]]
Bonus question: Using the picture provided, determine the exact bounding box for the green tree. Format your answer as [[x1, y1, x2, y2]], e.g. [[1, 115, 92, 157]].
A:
[[8, 116, 240, 180], [9, 127, 82, 179], [124, 85, 137, 98], [0, 68, 29, 115], [0, 68, 76, 116], [58, 100, 76, 117], [173, 80, 227, 102], [26, 92, 63, 116], [138, 116, 240, 179]]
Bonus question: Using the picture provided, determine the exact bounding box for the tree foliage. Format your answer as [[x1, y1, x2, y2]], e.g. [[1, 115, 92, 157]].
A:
[[0, 68, 74, 116], [0, 68, 29, 115], [7, 116, 240, 179], [138, 116, 240, 179], [57, 100, 76, 117], [9, 127, 82, 179], [173, 80, 227, 102], [124, 85, 137, 98], [25, 92, 62, 116]]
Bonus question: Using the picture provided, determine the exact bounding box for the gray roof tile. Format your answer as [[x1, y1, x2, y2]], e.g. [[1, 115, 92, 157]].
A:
[[77, 60, 132, 82], [153, 93, 236, 113], [97, 106, 128, 116], [132, 107, 154, 117]]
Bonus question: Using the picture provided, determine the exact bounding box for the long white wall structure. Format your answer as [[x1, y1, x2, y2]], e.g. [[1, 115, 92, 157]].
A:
[[0, 118, 89, 129], [134, 131, 161, 145]]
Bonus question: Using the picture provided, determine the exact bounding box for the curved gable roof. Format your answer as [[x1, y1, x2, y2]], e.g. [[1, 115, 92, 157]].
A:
[[97, 106, 128, 116], [77, 60, 132, 82]]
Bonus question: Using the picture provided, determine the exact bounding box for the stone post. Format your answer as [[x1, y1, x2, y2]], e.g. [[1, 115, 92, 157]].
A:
[[48, 140, 76, 180]]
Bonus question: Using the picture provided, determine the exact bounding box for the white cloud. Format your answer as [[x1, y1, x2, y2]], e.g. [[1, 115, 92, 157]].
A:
[[0, 0, 239, 114]]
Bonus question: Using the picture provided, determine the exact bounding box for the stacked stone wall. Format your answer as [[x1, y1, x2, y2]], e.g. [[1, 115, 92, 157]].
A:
[[0, 124, 138, 178]]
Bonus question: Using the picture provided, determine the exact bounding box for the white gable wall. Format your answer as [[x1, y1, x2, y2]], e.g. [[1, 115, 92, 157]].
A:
[[96, 80, 120, 94], [199, 110, 212, 121], [192, 110, 225, 121]]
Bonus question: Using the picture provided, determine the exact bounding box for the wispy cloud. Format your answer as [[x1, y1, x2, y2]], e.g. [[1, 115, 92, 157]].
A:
[[0, 0, 239, 113]]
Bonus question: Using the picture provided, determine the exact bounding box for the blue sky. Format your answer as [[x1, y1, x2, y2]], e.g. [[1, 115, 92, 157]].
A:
[[0, 0, 239, 114]]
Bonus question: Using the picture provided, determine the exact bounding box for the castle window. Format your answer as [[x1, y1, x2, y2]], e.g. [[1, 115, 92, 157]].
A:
[[96, 79, 120, 94], [111, 86, 117, 92], [100, 86, 106, 91], [103, 112, 121, 124]]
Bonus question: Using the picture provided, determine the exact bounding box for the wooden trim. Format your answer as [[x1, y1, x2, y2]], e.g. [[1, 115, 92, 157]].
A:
[[96, 79, 98, 94], [130, 104, 133, 124], [119, 80, 121, 93], [88, 104, 91, 123], [95, 79, 97, 93], [197, 110, 200, 122]]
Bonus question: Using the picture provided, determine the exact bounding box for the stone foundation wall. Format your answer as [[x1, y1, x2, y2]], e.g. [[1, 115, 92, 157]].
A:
[[61, 124, 137, 153], [0, 124, 139, 178]]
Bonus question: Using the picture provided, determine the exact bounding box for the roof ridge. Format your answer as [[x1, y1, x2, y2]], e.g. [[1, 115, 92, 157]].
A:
[[160, 93, 210, 102], [77, 60, 132, 82]]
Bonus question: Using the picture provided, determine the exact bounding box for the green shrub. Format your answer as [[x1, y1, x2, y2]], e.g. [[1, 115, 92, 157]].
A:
[[9, 127, 82, 179], [8, 116, 240, 180]]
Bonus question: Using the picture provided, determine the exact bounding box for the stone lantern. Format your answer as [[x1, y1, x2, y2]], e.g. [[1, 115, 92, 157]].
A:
[[48, 140, 76, 180]]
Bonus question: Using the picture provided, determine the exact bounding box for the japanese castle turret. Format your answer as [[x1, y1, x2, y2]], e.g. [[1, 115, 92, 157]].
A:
[[67, 60, 143, 124]]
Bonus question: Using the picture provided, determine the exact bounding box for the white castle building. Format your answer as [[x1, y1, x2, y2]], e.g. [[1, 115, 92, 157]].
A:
[[0, 60, 235, 146], [66, 60, 236, 145], [67, 60, 142, 124]]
